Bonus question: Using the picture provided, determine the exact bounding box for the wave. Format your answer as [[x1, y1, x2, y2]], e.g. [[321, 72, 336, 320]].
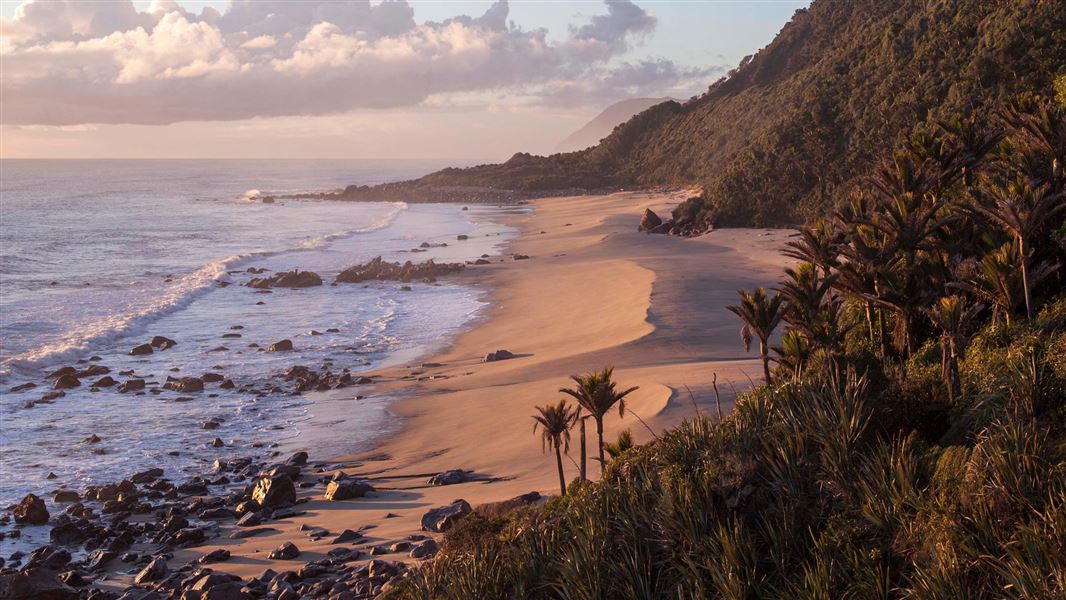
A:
[[1, 202, 408, 375]]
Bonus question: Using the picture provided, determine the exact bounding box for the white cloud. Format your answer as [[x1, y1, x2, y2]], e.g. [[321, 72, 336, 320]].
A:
[[0, 0, 713, 126]]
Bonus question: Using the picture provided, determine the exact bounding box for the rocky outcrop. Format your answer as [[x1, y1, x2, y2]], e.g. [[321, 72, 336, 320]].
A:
[[280, 365, 363, 392], [52, 375, 80, 389], [324, 479, 373, 501], [163, 376, 204, 393], [246, 269, 323, 289], [421, 499, 472, 532], [129, 343, 153, 356], [117, 379, 145, 393], [14, 493, 49, 524], [335, 256, 464, 284], [484, 349, 515, 362]]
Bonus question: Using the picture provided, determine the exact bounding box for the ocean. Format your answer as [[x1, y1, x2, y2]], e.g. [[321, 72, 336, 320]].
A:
[[0, 159, 515, 517]]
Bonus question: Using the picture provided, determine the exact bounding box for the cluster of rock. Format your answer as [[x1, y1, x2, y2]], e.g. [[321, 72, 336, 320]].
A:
[[246, 270, 323, 289], [130, 336, 178, 356], [0, 449, 443, 599], [280, 366, 372, 393], [334, 257, 464, 284], [484, 349, 516, 363], [637, 206, 712, 236]]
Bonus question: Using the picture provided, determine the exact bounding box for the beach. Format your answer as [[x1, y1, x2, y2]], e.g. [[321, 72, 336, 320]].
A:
[[163, 190, 795, 583]]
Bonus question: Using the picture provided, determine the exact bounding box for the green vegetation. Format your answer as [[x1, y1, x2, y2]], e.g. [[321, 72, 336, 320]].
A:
[[532, 400, 580, 496], [373, 0, 1065, 228], [384, 98, 1065, 598]]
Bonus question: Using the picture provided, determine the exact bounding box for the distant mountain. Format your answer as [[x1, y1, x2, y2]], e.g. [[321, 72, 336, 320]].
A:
[[554, 98, 671, 154], [340, 0, 1066, 226]]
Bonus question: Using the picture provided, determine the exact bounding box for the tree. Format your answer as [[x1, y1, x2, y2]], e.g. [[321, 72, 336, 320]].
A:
[[604, 430, 634, 460], [560, 368, 639, 472], [923, 296, 982, 402], [532, 400, 579, 495], [969, 180, 1065, 320], [783, 220, 842, 277], [727, 287, 786, 385]]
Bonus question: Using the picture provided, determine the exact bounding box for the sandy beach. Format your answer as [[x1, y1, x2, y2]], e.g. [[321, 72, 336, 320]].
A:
[[157, 190, 794, 581]]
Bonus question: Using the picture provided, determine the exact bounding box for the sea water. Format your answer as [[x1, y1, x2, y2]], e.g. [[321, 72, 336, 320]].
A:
[[0, 159, 516, 513]]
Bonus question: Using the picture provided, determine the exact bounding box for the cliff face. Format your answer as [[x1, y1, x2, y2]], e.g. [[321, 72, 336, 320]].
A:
[[344, 0, 1066, 225]]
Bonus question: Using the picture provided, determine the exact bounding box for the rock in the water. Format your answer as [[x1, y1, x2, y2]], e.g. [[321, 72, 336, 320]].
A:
[[409, 538, 438, 559], [335, 256, 464, 284], [13, 493, 49, 524], [117, 379, 145, 393], [9, 382, 37, 393], [150, 336, 177, 350], [323, 479, 373, 501], [134, 556, 168, 584], [428, 469, 467, 486], [638, 208, 663, 232], [129, 343, 154, 356], [52, 490, 79, 503], [92, 376, 116, 387], [252, 474, 296, 508], [421, 499, 471, 532], [484, 349, 515, 362], [52, 374, 80, 389], [268, 339, 293, 352], [0, 567, 77, 600], [247, 269, 323, 289], [163, 376, 204, 393], [267, 542, 300, 560]]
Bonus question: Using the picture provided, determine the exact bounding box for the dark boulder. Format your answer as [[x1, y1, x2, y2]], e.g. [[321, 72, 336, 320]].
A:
[[150, 336, 177, 350], [428, 469, 467, 486], [118, 379, 146, 393], [267, 542, 300, 560], [92, 376, 117, 387], [14, 493, 49, 524], [323, 479, 373, 501], [246, 270, 323, 289], [420, 499, 471, 532], [52, 375, 80, 390], [129, 344, 154, 356], [484, 349, 515, 362], [163, 376, 204, 393], [0, 568, 77, 600], [268, 340, 293, 352], [335, 256, 464, 284], [134, 556, 168, 584], [638, 208, 663, 232], [409, 538, 439, 560]]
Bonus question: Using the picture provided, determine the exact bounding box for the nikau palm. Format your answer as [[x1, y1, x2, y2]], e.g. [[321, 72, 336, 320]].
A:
[[559, 368, 638, 472], [532, 400, 579, 495], [728, 287, 786, 386], [923, 295, 982, 402]]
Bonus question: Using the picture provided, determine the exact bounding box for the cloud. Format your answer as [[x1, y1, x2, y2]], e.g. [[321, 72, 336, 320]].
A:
[[0, 0, 711, 126]]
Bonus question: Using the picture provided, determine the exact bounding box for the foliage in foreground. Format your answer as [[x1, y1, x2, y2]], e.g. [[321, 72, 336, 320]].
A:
[[389, 305, 1065, 598]]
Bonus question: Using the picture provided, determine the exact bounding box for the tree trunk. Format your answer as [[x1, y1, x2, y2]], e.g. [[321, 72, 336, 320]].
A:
[[555, 444, 566, 496], [1020, 236, 1033, 321], [596, 418, 605, 475], [865, 301, 876, 346], [760, 339, 772, 386], [579, 419, 587, 482]]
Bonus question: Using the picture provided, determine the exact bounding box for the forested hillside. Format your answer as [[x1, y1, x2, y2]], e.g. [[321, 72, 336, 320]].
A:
[[365, 0, 1065, 226]]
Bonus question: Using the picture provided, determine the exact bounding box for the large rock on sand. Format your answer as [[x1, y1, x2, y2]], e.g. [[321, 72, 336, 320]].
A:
[[0, 568, 77, 600], [421, 499, 471, 532], [251, 474, 296, 508], [324, 479, 373, 501], [638, 208, 663, 232]]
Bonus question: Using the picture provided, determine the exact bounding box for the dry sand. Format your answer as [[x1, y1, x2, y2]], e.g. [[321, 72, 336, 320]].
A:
[[176, 190, 795, 578]]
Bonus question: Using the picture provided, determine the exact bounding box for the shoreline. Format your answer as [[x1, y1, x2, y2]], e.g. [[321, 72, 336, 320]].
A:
[[173, 190, 795, 581]]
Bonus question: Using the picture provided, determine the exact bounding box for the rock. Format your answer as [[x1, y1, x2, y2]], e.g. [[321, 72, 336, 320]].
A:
[[331, 529, 362, 544], [456, 234, 469, 240], [211, 437, 225, 447], [129, 344, 154, 356], [484, 349, 515, 362], [428, 469, 467, 486], [118, 379, 146, 393], [219, 379, 235, 389], [234, 513, 263, 528], [420, 499, 471, 532], [252, 475, 296, 508], [92, 376, 116, 387], [287, 451, 308, 465], [134, 556, 168, 584], [13, 493, 49, 524], [150, 336, 178, 350], [638, 208, 663, 232], [202, 373, 225, 383], [53, 490, 80, 502], [388, 541, 412, 552], [323, 479, 373, 501], [0, 568, 77, 600], [202, 421, 220, 430], [52, 374, 80, 389], [512, 254, 530, 260], [474, 258, 491, 265], [268, 340, 293, 352], [409, 538, 438, 560], [48, 366, 77, 378], [130, 468, 163, 483], [475, 491, 543, 518], [9, 382, 37, 392], [335, 256, 464, 284], [40, 390, 65, 401], [267, 542, 300, 560], [230, 527, 276, 539], [246, 270, 323, 289], [163, 376, 204, 393], [83, 434, 102, 444], [199, 549, 231, 563]]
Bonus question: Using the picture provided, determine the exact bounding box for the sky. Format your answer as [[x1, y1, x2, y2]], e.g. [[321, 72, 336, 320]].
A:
[[0, 0, 807, 159]]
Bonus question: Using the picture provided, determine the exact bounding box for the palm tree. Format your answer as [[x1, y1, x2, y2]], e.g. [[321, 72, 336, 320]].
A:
[[779, 262, 836, 346], [952, 242, 1059, 326], [969, 180, 1064, 320], [603, 430, 634, 460], [923, 296, 982, 403], [783, 220, 842, 277], [728, 287, 786, 385], [559, 368, 639, 472], [532, 400, 579, 495], [771, 329, 811, 382]]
